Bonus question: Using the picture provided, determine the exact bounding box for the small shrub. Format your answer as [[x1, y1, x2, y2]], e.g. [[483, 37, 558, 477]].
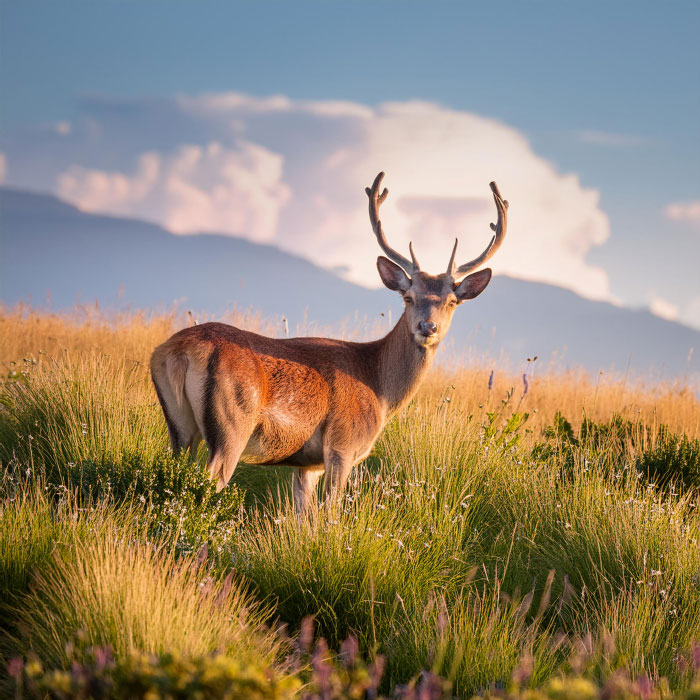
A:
[[7, 621, 450, 700], [637, 426, 700, 490], [482, 387, 531, 450], [532, 412, 700, 491], [65, 452, 245, 555], [8, 648, 300, 700]]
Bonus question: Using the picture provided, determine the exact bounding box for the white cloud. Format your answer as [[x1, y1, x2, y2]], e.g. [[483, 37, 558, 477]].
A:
[[577, 130, 644, 147], [665, 200, 700, 225], [55, 121, 72, 136], [680, 297, 700, 329], [51, 93, 612, 300], [649, 296, 679, 321], [57, 141, 291, 240]]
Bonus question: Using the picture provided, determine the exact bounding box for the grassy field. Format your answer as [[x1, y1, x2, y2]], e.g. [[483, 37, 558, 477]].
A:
[[2, 306, 700, 699]]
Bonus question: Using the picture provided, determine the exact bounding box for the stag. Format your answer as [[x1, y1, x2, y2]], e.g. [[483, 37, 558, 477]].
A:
[[150, 172, 508, 511]]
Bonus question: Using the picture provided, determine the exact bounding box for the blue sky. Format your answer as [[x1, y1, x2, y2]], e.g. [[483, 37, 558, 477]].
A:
[[1, 1, 699, 325]]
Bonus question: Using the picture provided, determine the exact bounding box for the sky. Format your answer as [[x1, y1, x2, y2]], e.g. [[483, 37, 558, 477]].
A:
[[1, 1, 699, 327]]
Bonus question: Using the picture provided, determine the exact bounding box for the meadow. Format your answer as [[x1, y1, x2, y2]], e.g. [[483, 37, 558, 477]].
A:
[[2, 305, 700, 699]]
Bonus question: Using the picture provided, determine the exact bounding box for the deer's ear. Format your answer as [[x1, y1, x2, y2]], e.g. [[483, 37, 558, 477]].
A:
[[377, 256, 411, 292], [454, 268, 492, 301]]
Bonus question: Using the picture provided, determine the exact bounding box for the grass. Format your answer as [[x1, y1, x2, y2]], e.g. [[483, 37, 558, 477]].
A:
[[1, 306, 700, 698], [13, 517, 283, 668], [0, 349, 167, 472]]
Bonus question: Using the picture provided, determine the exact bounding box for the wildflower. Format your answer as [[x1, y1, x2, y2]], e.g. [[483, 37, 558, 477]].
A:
[[6, 657, 23, 680], [488, 369, 494, 391], [522, 373, 529, 396]]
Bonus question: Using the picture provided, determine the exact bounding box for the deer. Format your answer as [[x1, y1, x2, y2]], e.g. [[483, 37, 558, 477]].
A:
[[150, 172, 508, 512]]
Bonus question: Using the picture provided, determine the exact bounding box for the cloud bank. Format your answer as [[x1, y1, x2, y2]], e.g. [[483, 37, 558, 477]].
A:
[[649, 296, 679, 322], [58, 141, 290, 240], [4, 93, 612, 300], [666, 200, 700, 226]]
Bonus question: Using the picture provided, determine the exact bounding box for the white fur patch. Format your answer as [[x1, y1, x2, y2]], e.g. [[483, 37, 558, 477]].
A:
[[184, 363, 207, 436]]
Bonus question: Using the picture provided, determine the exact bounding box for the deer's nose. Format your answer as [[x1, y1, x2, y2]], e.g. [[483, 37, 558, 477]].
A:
[[418, 321, 438, 336]]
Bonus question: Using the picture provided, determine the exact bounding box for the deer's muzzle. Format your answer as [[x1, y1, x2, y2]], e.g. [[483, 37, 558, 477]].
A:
[[418, 321, 438, 337]]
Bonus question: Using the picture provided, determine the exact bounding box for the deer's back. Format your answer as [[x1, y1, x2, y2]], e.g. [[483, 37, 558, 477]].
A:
[[155, 322, 384, 465]]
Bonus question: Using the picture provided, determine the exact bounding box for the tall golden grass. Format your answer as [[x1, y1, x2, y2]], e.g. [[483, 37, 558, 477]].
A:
[[2, 304, 698, 439]]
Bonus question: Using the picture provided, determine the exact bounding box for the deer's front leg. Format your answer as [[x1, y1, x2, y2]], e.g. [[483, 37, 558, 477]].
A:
[[322, 448, 355, 501]]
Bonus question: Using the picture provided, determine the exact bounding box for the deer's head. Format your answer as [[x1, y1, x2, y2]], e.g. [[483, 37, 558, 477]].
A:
[[366, 172, 508, 349]]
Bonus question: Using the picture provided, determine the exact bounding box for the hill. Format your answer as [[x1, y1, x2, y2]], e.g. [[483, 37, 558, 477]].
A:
[[1, 187, 698, 380]]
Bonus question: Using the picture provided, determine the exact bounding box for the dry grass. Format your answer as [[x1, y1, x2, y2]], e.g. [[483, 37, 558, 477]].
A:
[[2, 489, 284, 671], [1, 304, 698, 440], [420, 366, 700, 440]]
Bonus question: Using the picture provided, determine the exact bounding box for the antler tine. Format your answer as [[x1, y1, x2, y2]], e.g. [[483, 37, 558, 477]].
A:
[[451, 181, 508, 279], [446, 238, 458, 275], [365, 172, 420, 275]]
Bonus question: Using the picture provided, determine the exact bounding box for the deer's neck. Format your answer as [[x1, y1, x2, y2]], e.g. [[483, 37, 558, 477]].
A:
[[373, 312, 435, 414]]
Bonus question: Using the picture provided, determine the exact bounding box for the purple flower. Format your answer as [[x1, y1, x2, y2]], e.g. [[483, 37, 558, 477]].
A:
[[522, 373, 529, 396], [6, 656, 23, 679], [298, 616, 314, 654], [693, 642, 700, 671], [488, 370, 494, 391], [340, 634, 359, 668]]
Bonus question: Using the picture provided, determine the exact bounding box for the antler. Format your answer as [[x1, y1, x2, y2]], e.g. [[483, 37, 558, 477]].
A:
[[447, 181, 508, 279], [366, 172, 420, 275]]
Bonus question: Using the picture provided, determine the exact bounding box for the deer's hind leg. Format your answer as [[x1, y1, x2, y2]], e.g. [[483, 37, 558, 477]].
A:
[[151, 354, 200, 456], [188, 357, 260, 492]]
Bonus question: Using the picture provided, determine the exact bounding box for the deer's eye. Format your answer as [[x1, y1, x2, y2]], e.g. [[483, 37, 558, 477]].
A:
[[404, 296, 414, 305], [448, 299, 458, 308]]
